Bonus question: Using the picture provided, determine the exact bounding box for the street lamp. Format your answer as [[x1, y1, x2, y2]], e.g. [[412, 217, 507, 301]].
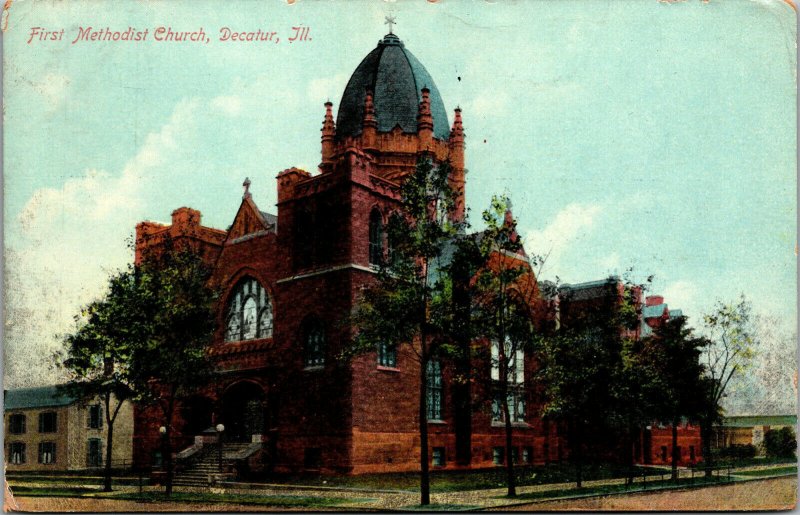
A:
[[158, 426, 167, 468], [216, 423, 225, 472]]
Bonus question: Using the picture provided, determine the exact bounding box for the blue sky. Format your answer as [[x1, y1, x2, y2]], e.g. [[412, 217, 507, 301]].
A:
[[3, 0, 796, 412]]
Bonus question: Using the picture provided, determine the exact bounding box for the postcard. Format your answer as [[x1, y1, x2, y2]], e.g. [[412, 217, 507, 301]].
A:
[[3, 0, 797, 511]]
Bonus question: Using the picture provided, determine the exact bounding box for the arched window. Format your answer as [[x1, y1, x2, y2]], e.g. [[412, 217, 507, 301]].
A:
[[225, 278, 273, 342], [304, 318, 326, 367], [369, 209, 383, 265], [387, 213, 402, 266]]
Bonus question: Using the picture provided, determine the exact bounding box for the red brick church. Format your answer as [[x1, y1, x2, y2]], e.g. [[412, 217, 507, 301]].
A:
[[131, 33, 700, 477]]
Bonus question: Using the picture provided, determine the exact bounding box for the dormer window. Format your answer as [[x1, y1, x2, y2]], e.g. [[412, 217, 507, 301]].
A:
[[225, 278, 273, 342]]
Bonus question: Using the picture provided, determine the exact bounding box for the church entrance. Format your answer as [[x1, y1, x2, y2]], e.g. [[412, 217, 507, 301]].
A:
[[220, 382, 266, 443]]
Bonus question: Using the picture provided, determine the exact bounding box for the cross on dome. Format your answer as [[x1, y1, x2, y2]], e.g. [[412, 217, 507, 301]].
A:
[[384, 15, 396, 34]]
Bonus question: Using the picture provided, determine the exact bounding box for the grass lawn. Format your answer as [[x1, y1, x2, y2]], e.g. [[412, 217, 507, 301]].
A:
[[11, 486, 371, 508], [733, 466, 797, 477], [508, 475, 734, 502], [247, 463, 665, 492]]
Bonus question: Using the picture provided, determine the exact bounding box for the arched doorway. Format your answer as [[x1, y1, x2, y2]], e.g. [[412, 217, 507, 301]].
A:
[[220, 382, 266, 443], [181, 395, 214, 436]]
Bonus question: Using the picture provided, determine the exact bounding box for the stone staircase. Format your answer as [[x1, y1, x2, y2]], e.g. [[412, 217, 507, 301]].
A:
[[173, 442, 257, 487]]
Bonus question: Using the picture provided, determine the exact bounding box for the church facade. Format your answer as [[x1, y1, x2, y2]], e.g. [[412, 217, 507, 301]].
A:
[[131, 33, 701, 475], [132, 33, 559, 474]]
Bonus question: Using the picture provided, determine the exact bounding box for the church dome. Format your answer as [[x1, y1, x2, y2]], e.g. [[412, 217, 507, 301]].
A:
[[336, 34, 450, 140]]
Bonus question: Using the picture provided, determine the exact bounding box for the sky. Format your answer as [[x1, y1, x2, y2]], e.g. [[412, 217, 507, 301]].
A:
[[3, 0, 796, 414]]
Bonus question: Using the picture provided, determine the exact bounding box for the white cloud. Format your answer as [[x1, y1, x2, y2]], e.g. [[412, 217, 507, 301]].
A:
[[523, 202, 603, 276], [5, 99, 201, 389], [211, 95, 243, 116]]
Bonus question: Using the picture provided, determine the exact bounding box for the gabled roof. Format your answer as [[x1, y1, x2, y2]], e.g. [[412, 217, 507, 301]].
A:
[[4, 385, 77, 410], [227, 196, 276, 242]]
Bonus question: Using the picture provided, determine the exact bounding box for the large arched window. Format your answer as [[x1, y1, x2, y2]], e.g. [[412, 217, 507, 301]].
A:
[[225, 278, 273, 342], [369, 208, 383, 265], [303, 318, 326, 367]]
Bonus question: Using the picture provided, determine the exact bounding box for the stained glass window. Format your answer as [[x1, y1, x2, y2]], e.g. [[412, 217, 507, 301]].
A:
[[225, 278, 273, 342]]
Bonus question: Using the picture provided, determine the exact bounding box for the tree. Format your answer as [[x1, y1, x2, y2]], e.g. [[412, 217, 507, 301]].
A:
[[538, 277, 641, 488], [126, 248, 219, 496], [700, 297, 758, 475], [469, 195, 537, 497], [349, 157, 462, 506], [639, 316, 708, 480], [59, 272, 140, 492]]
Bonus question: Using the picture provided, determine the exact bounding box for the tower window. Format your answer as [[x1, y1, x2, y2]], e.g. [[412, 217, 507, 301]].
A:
[[304, 318, 326, 367], [426, 360, 443, 420], [369, 209, 384, 265], [225, 278, 273, 342]]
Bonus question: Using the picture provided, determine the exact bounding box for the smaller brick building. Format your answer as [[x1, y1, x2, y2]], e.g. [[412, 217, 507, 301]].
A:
[[4, 385, 133, 471]]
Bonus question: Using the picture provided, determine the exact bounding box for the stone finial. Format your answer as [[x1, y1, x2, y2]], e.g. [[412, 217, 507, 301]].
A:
[[321, 101, 336, 165], [363, 89, 377, 127], [450, 106, 464, 141], [417, 87, 433, 133], [243, 177, 252, 199]]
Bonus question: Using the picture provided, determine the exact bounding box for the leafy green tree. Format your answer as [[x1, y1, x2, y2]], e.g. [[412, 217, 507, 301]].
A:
[[639, 316, 708, 480], [349, 157, 462, 506], [469, 195, 537, 497], [538, 278, 641, 488], [59, 272, 140, 492], [126, 248, 219, 496], [700, 297, 758, 475]]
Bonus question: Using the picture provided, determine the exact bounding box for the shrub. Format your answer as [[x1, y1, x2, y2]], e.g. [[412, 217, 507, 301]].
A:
[[764, 427, 797, 460], [718, 444, 756, 460]]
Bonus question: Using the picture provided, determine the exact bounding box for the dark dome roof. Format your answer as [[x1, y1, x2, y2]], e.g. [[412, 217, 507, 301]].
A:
[[336, 34, 450, 140]]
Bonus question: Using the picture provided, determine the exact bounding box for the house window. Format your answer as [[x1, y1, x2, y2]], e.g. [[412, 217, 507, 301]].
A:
[[491, 390, 526, 423], [369, 209, 383, 265], [39, 412, 57, 433], [87, 438, 103, 467], [432, 447, 446, 467], [38, 442, 56, 464], [304, 318, 326, 367], [8, 443, 25, 464], [661, 446, 668, 462], [225, 278, 273, 342], [689, 445, 695, 462], [426, 360, 443, 420], [8, 414, 26, 434], [88, 405, 103, 429], [511, 447, 520, 464], [377, 342, 397, 367], [493, 446, 505, 465]]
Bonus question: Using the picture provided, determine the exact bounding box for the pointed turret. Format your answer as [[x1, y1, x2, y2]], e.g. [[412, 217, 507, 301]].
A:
[[321, 101, 336, 168], [417, 87, 433, 150], [449, 107, 466, 222], [362, 88, 377, 150]]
